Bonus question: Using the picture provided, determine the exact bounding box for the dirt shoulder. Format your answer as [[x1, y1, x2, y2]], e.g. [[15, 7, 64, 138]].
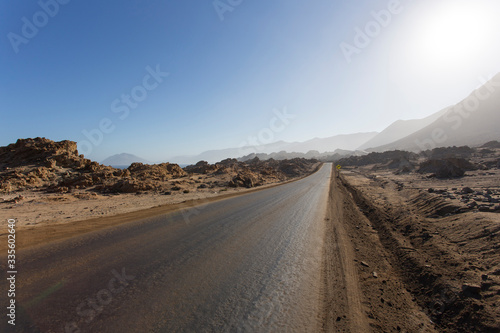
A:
[[339, 168, 500, 332], [322, 167, 435, 332]]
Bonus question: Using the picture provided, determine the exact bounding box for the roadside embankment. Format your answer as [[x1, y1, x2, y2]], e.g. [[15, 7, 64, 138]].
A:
[[322, 167, 436, 332], [338, 169, 500, 332]]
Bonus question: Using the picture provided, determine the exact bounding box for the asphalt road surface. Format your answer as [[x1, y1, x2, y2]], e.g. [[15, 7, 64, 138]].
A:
[[4, 164, 332, 332]]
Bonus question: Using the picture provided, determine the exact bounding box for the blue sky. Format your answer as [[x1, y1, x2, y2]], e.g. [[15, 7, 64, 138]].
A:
[[1, 0, 500, 162]]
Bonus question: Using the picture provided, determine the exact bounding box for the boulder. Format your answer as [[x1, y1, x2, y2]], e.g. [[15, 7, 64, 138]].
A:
[[462, 187, 474, 194], [228, 172, 259, 188], [461, 283, 481, 298]]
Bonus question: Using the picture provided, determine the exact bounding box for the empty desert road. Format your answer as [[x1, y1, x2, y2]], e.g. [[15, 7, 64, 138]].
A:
[[4, 164, 332, 333]]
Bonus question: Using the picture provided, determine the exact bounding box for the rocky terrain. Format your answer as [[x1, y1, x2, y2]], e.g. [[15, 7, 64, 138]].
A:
[[0, 138, 319, 194], [336, 150, 419, 167], [0, 138, 320, 227], [0, 138, 185, 194], [337, 143, 500, 332]]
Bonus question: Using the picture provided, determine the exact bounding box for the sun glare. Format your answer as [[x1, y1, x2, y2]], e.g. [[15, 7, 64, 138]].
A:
[[410, 1, 496, 71]]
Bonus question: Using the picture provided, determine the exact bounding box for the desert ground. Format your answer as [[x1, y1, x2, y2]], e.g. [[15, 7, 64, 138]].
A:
[[0, 174, 308, 230], [0, 138, 321, 248], [335, 144, 500, 332], [1, 138, 499, 332]]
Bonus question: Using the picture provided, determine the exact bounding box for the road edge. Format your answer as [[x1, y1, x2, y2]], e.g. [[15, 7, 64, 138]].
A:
[[321, 165, 370, 332]]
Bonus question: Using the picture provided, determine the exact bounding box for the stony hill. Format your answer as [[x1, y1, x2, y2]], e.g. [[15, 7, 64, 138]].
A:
[[0, 138, 320, 194]]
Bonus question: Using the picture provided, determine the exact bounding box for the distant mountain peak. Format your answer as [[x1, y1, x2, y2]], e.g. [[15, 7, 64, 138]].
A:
[[101, 153, 150, 166], [368, 74, 500, 152], [168, 132, 378, 164], [357, 108, 450, 151]]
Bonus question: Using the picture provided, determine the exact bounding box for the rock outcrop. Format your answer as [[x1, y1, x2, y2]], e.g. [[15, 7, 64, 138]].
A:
[[0, 138, 320, 193], [337, 150, 418, 167], [0, 138, 186, 193], [183, 161, 218, 174], [184, 157, 319, 188], [128, 162, 186, 180], [417, 158, 477, 178]]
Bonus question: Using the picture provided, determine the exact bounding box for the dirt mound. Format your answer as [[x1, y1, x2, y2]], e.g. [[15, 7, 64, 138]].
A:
[[417, 158, 477, 178]]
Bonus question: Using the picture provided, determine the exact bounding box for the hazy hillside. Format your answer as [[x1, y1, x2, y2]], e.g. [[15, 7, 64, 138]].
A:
[[371, 73, 500, 152], [287, 132, 378, 153], [357, 108, 449, 150], [170, 133, 377, 164], [101, 153, 150, 166]]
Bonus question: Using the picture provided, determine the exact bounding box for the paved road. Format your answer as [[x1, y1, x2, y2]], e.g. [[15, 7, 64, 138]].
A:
[[5, 164, 331, 333]]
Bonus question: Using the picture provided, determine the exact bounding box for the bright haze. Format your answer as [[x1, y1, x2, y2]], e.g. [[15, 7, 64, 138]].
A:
[[1, 0, 499, 162]]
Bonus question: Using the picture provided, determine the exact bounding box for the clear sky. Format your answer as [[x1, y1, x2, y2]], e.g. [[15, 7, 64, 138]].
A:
[[1, 0, 500, 162]]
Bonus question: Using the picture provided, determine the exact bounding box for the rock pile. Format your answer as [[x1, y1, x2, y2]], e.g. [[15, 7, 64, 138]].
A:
[[417, 158, 477, 178], [0, 138, 112, 192], [128, 162, 186, 180], [0, 138, 186, 193], [183, 161, 219, 174], [423, 146, 475, 159], [184, 157, 319, 189]]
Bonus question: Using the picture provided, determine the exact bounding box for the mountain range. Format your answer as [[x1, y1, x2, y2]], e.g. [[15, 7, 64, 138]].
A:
[[102, 73, 500, 165], [357, 107, 449, 150], [169, 132, 378, 164], [367, 73, 500, 152]]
